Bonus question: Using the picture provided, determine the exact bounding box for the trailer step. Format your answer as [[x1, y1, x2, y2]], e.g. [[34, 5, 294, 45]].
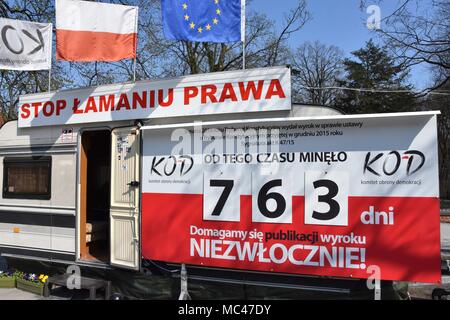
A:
[[43, 274, 112, 300]]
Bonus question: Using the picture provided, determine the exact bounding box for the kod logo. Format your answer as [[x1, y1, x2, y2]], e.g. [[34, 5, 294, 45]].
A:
[[364, 150, 425, 176], [149, 155, 193, 177], [1, 24, 45, 55]]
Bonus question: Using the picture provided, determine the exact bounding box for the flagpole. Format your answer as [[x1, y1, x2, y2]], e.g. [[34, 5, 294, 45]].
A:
[[242, 41, 246, 70], [48, 20, 53, 92], [133, 6, 139, 82], [133, 58, 137, 82], [48, 68, 51, 92], [241, 0, 246, 70]]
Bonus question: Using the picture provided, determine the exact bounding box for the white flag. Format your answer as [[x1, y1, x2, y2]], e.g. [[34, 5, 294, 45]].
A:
[[0, 18, 52, 71]]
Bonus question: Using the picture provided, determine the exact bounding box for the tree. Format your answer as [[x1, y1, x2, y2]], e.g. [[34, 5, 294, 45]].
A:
[[140, 0, 310, 76], [336, 40, 416, 114], [0, 0, 311, 120], [360, 0, 450, 93], [291, 41, 344, 105], [359, 1, 449, 198], [62, 0, 309, 82], [419, 69, 450, 199]]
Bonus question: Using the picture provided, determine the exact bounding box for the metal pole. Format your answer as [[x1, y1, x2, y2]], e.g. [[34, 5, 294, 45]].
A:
[[48, 68, 51, 92], [133, 58, 137, 82], [48, 19, 52, 93], [178, 264, 191, 300], [133, 6, 139, 82], [242, 41, 246, 70], [241, 0, 246, 70]]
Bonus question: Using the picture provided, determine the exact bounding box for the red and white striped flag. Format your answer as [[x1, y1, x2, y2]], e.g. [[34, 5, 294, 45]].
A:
[[56, 0, 138, 62]]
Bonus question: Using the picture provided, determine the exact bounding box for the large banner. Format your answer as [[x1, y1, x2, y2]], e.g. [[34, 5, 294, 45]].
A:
[[18, 66, 290, 127], [141, 112, 441, 283], [0, 18, 52, 71]]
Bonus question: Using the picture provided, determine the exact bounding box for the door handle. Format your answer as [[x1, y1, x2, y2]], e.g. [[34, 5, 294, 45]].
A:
[[127, 181, 140, 187]]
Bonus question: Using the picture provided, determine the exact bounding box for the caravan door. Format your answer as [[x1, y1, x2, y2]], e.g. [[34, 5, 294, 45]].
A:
[[110, 127, 140, 270]]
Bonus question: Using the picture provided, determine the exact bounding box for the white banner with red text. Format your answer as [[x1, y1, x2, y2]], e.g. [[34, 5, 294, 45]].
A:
[[18, 66, 291, 128]]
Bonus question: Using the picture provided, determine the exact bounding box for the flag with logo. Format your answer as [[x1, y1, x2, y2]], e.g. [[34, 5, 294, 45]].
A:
[[162, 0, 243, 43], [0, 18, 52, 71], [55, 0, 138, 62]]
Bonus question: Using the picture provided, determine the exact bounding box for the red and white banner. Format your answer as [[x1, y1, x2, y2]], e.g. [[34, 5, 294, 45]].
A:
[[18, 66, 291, 127], [141, 112, 441, 283], [55, 0, 138, 61]]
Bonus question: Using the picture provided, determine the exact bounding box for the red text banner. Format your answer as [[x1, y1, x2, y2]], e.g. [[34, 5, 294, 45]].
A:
[[18, 66, 291, 128]]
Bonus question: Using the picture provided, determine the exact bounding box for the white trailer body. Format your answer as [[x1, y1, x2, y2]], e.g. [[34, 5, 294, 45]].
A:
[[0, 101, 340, 267]]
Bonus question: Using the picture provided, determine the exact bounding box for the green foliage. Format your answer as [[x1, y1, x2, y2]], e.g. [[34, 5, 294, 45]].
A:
[[0, 270, 14, 278], [336, 40, 416, 114]]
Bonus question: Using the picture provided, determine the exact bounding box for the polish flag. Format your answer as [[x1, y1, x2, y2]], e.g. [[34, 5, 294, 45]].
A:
[[56, 0, 138, 62]]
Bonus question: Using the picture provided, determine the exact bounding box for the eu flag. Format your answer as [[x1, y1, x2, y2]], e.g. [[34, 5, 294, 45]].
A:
[[162, 0, 242, 43]]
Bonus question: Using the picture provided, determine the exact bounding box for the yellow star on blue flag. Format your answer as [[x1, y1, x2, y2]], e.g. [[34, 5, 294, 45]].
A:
[[162, 0, 242, 43]]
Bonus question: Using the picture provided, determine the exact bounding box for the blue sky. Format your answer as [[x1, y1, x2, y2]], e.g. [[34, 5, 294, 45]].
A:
[[249, 0, 431, 90]]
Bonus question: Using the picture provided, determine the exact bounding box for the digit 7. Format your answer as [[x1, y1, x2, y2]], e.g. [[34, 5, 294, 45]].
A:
[[210, 179, 234, 216]]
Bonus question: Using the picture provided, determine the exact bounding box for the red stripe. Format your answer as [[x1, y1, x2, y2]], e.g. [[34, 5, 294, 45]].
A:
[[56, 29, 137, 62], [141, 193, 441, 283]]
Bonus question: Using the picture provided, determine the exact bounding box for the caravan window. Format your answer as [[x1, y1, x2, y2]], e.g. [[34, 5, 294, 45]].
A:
[[2, 157, 51, 200]]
